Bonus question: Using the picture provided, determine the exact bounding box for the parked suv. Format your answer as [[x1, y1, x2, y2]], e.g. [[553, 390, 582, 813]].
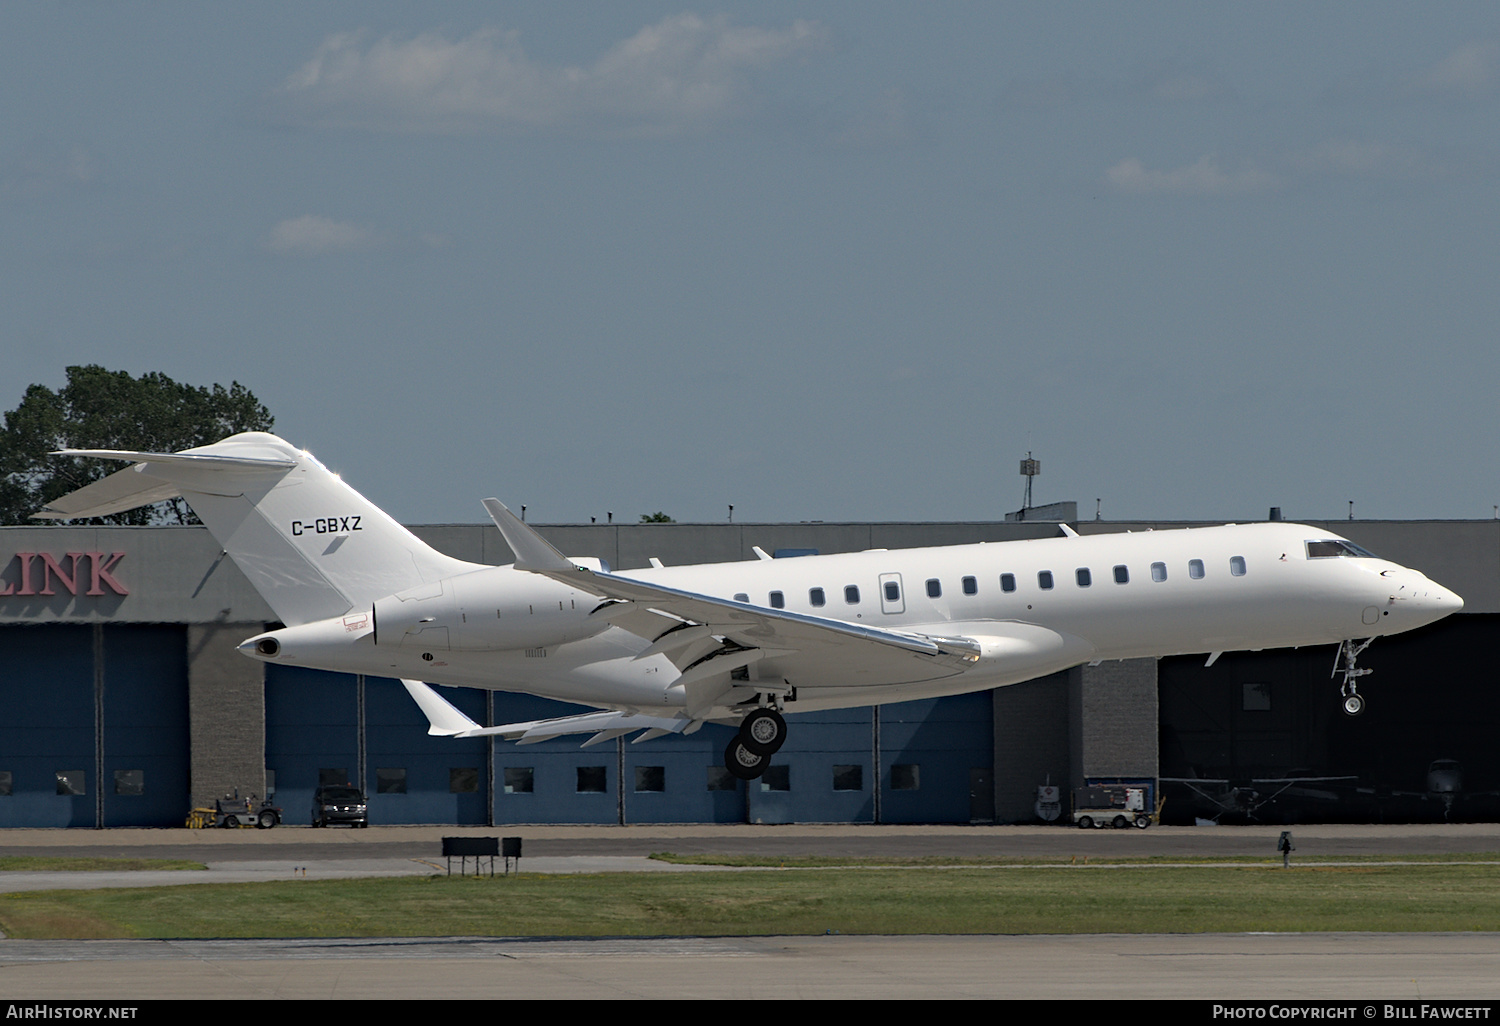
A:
[[311, 784, 368, 828]]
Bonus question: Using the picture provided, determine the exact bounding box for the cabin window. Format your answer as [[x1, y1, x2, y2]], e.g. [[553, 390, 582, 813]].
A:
[[845, 585, 861, 604], [1075, 568, 1092, 588], [1151, 562, 1167, 582], [734, 593, 749, 603], [1113, 565, 1129, 584], [1000, 573, 1016, 593], [1230, 556, 1247, 576], [926, 578, 942, 598], [809, 587, 826, 607], [962, 576, 978, 595], [769, 591, 785, 609], [884, 581, 901, 602], [1038, 571, 1054, 590], [1188, 559, 1205, 580]]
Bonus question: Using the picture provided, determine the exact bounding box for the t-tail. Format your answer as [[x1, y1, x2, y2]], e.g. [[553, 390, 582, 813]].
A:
[[34, 432, 473, 626]]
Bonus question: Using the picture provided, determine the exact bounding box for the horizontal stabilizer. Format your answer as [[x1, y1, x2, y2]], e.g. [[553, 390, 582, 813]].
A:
[[32, 464, 181, 520], [35, 448, 294, 520], [52, 448, 298, 470]]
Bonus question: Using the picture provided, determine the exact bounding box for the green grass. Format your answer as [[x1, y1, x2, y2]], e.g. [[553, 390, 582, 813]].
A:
[[2, 863, 1500, 939], [0, 857, 207, 872]]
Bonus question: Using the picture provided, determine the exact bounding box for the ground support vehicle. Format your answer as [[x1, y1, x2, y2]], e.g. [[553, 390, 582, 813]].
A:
[[186, 794, 281, 829], [1072, 785, 1155, 829]]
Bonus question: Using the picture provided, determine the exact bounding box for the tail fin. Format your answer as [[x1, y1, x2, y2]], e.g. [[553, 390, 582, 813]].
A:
[[36, 432, 474, 626]]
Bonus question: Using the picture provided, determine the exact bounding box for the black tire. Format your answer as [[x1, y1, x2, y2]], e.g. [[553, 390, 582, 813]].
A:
[[219, 817, 237, 829], [1077, 815, 1093, 829], [739, 709, 787, 756], [724, 738, 766, 780], [1134, 815, 1151, 829], [1342, 693, 1365, 716], [257, 810, 277, 829]]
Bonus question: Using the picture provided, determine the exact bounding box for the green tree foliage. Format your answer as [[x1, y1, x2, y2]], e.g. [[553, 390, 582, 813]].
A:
[[0, 365, 274, 526], [639, 512, 675, 523]]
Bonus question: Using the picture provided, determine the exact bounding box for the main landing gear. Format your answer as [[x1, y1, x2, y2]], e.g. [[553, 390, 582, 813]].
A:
[[723, 707, 787, 781], [1334, 638, 1375, 716]]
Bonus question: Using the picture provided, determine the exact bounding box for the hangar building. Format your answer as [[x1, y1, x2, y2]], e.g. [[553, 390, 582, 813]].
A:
[[1, 516, 1494, 828]]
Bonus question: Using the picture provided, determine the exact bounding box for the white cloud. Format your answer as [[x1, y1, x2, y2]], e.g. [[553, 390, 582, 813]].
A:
[[264, 215, 379, 256], [1104, 155, 1279, 196], [266, 15, 826, 136], [1, 142, 101, 199], [834, 88, 920, 148], [1419, 39, 1500, 96], [1287, 139, 1451, 181]]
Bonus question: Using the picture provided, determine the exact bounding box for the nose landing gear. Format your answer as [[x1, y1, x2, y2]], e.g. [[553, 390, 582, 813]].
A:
[[1334, 638, 1375, 717]]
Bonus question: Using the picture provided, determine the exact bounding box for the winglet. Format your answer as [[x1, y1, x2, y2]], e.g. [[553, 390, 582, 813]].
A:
[[402, 679, 484, 737], [482, 498, 576, 572]]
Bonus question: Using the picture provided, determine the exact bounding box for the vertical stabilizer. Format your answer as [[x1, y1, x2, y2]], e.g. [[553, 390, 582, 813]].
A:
[[42, 432, 475, 626]]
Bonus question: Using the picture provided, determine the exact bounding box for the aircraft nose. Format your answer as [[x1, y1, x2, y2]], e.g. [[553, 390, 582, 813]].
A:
[[1382, 569, 1463, 620]]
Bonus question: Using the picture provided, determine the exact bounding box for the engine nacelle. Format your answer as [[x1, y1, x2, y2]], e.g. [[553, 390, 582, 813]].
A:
[[371, 564, 609, 653]]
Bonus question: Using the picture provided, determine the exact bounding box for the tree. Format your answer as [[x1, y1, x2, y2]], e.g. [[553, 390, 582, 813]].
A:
[[639, 512, 675, 523], [0, 365, 274, 525]]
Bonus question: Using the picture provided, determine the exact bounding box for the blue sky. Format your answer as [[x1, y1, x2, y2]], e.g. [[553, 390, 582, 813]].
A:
[[5, 3, 1498, 524]]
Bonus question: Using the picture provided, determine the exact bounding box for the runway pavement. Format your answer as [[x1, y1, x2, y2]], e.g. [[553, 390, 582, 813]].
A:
[[3, 933, 1499, 1000], [2, 823, 1499, 1000]]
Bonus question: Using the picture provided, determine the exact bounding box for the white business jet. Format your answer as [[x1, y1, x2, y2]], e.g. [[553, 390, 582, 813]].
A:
[[37, 433, 1462, 779]]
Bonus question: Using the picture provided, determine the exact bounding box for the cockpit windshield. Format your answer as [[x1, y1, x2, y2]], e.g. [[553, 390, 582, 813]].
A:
[[1305, 539, 1379, 559]]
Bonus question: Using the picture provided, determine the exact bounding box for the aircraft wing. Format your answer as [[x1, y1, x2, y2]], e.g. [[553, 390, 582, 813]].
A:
[[482, 499, 982, 695], [401, 679, 699, 745]]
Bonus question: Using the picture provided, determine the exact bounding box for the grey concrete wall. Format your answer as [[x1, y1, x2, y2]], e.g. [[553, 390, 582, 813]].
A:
[[1069, 658, 1159, 785], [992, 672, 1071, 823], [187, 624, 266, 809], [0, 527, 275, 624]]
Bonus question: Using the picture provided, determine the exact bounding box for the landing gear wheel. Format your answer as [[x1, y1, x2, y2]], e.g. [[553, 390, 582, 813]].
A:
[[1112, 815, 1128, 829], [1077, 816, 1093, 830], [739, 708, 787, 756], [1342, 692, 1365, 717], [724, 738, 767, 781], [1134, 815, 1151, 829]]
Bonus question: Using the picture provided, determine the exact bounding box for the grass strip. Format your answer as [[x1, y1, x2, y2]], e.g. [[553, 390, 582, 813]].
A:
[[1, 864, 1499, 939], [0, 857, 207, 872]]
